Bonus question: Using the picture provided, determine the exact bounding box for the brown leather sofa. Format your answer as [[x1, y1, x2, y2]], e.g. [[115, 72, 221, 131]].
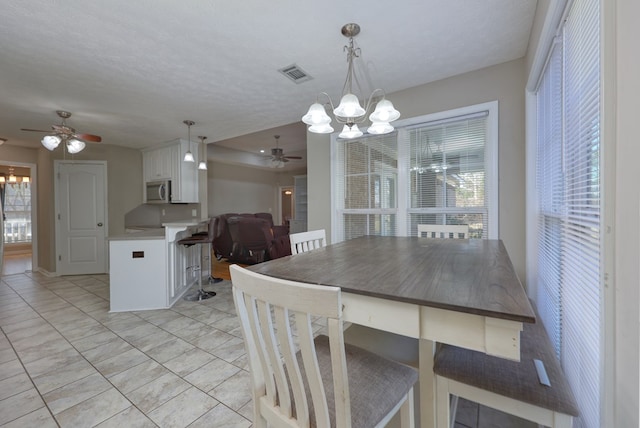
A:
[[212, 212, 291, 264]]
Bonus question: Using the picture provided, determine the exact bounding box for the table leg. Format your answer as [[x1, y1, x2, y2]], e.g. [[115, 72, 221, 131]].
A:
[[419, 338, 436, 428]]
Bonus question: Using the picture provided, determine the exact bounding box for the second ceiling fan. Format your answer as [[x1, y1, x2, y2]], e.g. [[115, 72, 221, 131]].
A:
[[268, 135, 302, 168]]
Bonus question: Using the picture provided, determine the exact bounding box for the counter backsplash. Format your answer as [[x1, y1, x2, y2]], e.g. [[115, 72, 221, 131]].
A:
[[125, 203, 201, 228]]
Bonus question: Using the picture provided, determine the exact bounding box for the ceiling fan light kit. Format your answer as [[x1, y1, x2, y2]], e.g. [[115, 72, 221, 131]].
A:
[[22, 110, 102, 154], [302, 23, 400, 139]]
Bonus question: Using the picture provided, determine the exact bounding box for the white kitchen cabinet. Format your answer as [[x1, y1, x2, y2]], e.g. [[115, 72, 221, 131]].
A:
[[142, 139, 199, 203], [143, 145, 173, 182]]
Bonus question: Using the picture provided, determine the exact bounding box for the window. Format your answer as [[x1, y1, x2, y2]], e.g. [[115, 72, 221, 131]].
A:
[[333, 101, 498, 241], [1, 182, 32, 243], [533, 0, 601, 426], [403, 113, 490, 238]]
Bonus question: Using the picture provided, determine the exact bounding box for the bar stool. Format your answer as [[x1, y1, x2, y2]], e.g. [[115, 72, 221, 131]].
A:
[[177, 217, 222, 301]]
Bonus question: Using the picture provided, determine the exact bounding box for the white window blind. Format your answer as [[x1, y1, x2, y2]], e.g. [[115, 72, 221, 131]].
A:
[[535, 0, 601, 426], [402, 114, 489, 238], [334, 133, 398, 240]]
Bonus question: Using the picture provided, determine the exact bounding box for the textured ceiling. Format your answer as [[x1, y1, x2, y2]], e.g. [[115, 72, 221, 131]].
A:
[[0, 0, 537, 169]]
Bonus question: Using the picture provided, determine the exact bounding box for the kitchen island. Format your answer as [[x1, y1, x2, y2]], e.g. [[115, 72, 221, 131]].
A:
[[109, 219, 205, 312]]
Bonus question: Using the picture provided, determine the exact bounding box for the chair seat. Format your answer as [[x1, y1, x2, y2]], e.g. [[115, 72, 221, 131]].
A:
[[309, 335, 418, 428], [177, 234, 209, 246]]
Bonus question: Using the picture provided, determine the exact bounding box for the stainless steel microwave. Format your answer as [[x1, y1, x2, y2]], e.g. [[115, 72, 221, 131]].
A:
[[146, 180, 171, 204]]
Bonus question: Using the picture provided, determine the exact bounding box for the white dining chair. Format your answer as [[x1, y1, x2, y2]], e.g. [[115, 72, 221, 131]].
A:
[[230, 264, 418, 428], [417, 224, 469, 239], [290, 229, 327, 255]]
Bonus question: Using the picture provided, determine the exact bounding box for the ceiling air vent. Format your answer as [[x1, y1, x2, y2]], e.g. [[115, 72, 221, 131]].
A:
[[278, 64, 313, 84]]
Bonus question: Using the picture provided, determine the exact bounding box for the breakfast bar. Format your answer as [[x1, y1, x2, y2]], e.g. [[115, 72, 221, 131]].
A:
[[109, 219, 206, 311]]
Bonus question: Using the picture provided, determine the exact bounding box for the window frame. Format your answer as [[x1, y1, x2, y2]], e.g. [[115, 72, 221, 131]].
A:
[[331, 100, 499, 242]]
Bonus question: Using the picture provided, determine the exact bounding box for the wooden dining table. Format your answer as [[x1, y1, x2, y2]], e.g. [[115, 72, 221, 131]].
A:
[[249, 235, 535, 428]]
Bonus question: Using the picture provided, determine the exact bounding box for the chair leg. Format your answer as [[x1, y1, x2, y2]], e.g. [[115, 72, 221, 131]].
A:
[[399, 387, 415, 428], [207, 242, 223, 283], [183, 244, 216, 301]]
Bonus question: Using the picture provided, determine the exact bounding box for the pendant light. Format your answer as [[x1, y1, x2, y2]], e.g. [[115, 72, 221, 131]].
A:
[[183, 120, 195, 162], [197, 136, 208, 170]]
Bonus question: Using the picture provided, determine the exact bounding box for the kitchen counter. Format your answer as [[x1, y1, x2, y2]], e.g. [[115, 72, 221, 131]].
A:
[[109, 218, 207, 312], [109, 228, 165, 240]]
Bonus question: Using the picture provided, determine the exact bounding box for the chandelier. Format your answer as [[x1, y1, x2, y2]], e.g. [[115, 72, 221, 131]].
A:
[[302, 23, 400, 139]]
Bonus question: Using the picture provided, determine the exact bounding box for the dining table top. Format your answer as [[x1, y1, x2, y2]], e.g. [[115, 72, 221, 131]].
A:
[[248, 235, 536, 324]]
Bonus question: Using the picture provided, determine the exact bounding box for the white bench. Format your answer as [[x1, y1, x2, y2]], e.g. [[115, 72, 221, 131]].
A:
[[433, 302, 579, 428]]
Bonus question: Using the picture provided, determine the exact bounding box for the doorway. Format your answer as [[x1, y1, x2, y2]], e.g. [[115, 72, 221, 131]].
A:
[[0, 162, 36, 276], [279, 186, 294, 231]]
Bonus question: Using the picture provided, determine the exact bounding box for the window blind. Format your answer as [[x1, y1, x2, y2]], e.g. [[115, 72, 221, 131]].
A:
[[403, 115, 489, 238], [335, 133, 398, 240], [534, 0, 601, 426]]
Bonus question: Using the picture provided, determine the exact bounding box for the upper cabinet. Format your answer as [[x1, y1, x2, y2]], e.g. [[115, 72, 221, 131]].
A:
[[142, 139, 199, 203]]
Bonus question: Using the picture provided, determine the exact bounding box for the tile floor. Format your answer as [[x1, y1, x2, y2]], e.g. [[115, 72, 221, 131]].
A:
[[0, 262, 534, 427]]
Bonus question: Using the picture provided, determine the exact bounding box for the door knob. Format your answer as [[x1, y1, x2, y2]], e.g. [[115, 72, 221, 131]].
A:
[[97, 222, 103, 227]]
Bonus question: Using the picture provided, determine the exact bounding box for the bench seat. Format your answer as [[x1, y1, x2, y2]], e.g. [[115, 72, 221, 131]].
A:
[[433, 302, 579, 428]]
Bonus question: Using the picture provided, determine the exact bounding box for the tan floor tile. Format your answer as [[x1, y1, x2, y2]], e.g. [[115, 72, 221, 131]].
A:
[[22, 347, 84, 378], [70, 329, 119, 352], [43, 372, 111, 415], [128, 329, 177, 352], [32, 358, 98, 394], [126, 372, 191, 413], [160, 315, 204, 334], [208, 370, 252, 411], [147, 386, 218, 427], [93, 405, 156, 428], [188, 328, 236, 353], [189, 403, 252, 428], [0, 372, 33, 400], [144, 336, 195, 363], [163, 347, 215, 377], [109, 359, 169, 393], [54, 388, 131, 427], [0, 358, 25, 381], [1, 406, 58, 428], [0, 387, 45, 425], [94, 348, 150, 378], [0, 347, 18, 364], [211, 336, 245, 362], [15, 336, 76, 364], [81, 337, 133, 364], [184, 357, 241, 392]]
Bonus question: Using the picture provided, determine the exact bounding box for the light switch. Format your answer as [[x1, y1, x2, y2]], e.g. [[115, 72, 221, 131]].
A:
[[192, 209, 197, 217]]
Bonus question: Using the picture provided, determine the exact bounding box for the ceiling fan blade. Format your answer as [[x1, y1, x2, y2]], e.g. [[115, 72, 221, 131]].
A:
[[75, 133, 102, 142], [284, 156, 302, 160], [20, 128, 49, 133]]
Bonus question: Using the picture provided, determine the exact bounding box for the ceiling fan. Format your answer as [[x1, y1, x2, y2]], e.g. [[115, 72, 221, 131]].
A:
[[268, 135, 302, 168], [21, 110, 102, 153]]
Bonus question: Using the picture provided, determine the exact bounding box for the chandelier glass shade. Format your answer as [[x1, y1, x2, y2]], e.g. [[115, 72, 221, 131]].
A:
[[302, 23, 400, 139]]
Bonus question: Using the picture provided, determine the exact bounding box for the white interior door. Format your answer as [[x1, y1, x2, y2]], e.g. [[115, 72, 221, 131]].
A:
[[55, 161, 107, 275]]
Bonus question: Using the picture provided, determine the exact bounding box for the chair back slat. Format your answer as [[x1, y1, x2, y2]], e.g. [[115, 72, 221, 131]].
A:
[[417, 224, 469, 239], [290, 229, 327, 255], [231, 264, 345, 427]]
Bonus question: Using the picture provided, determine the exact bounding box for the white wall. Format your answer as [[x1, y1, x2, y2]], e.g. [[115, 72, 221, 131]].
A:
[[207, 160, 305, 222], [308, 58, 528, 282]]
